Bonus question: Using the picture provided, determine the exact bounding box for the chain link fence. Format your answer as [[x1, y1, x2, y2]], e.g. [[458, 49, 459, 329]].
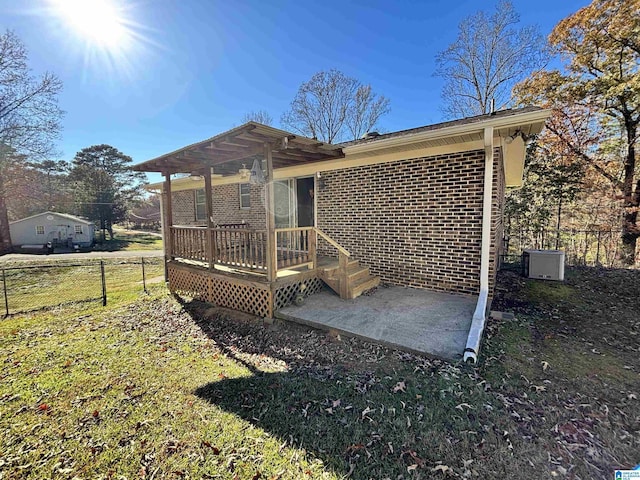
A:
[[1, 257, 164, 316]]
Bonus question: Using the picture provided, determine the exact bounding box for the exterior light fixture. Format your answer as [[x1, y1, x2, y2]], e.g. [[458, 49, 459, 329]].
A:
[[505, 130, 532, 145], [504, 130, 521, 144], [239, 164, 251, 179]]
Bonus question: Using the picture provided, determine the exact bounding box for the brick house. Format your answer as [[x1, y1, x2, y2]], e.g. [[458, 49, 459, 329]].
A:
[[135, 106, 549, 361]]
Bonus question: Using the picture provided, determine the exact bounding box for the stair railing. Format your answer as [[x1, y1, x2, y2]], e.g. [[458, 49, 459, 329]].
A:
[[313, 228, 351, 297]]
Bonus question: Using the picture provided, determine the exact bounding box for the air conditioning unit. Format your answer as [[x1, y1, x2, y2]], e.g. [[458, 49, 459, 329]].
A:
[[522, 249, 565, 281]]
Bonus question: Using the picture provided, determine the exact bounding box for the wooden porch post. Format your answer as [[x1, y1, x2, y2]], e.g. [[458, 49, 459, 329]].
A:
[[162, 172, 173, 282], [264, 142, 276, 282], [203, 169, 215, 270], [309, 229, 317, 269], [163, 172, 173, 261]]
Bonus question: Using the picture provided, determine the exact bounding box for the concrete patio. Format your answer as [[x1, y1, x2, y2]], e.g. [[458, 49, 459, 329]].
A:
[[275, 285, 476, 361]]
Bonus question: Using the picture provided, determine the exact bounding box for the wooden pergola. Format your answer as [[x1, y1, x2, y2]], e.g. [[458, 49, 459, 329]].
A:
[[133, 122, 345, 289]]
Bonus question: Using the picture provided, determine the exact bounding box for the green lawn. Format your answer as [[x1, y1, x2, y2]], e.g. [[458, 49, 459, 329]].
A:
[[2, 259, 164, 314], [94, 228, 163, 251], [1, 267, 638, 478]]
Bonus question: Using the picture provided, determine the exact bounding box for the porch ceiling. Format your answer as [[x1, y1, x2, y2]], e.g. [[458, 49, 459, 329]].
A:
[[132, 122, 345, 176]]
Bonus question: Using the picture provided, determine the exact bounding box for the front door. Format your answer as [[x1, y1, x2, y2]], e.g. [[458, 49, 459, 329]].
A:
[[55, 225, 68, 246]]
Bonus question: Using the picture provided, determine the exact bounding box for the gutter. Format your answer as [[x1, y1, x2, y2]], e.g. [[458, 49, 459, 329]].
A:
[[344, 109, 550, 156], [463, 127, 494, 364]]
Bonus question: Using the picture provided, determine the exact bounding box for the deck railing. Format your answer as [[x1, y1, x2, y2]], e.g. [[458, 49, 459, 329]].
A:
[[171, 226, 207, 262], [213, 228, 267, 270], [170, 225, 349, 279], [170, 226, 267, 271], [275, 227, 315, 269]]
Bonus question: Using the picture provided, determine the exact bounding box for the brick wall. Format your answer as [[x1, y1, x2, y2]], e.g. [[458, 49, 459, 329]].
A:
[[317, 149, 505, 296], [172, 191, 196, 225], [167, 148, 507, 297], [170, 184, 266, 229]]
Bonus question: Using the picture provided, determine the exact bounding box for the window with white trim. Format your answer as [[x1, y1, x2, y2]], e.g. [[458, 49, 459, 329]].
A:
[[75, 225, 83, 234], [36, 225, 45, 235], [195, 189, 206, 221], [239, 183, 251, 209]]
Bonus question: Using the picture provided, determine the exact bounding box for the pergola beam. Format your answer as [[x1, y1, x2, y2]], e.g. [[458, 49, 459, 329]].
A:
[[133, 122, 344, 176]]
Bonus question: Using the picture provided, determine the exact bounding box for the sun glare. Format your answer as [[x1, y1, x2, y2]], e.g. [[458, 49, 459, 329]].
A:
[[50, 0, 128, 49], [41, 0, 153, 82]]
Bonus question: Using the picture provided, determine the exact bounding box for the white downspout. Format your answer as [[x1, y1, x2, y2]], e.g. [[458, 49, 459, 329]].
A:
[[463, 127, 494, 363]]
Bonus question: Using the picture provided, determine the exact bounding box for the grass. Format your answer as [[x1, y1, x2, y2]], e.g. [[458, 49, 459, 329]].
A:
[[93, 228, 163, 252], [1, 267, 639, 479], [2, 259, 164, 314]]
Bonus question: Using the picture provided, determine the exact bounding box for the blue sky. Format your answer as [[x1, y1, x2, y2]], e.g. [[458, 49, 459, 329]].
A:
[[2, 0, 585, 183]]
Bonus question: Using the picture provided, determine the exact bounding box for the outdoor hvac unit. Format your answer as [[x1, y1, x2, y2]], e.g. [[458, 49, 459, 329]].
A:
[[522, 249, 565, 281]]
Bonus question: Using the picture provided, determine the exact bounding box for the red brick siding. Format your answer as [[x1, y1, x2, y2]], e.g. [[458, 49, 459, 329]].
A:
[[167, 148, 507, 297], [317, 149, 503, 296], [171, 184, 266, 229]]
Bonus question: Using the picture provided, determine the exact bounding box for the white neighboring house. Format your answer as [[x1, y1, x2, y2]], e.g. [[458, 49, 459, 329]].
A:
[[9, 211, 95, 252]]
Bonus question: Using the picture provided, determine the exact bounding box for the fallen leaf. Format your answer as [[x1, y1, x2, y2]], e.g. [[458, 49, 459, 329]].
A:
[[541, 361, 550, 371], [432, 464, 451, 473], [393, 381, 406, 393], [201, 441, 220, 455]]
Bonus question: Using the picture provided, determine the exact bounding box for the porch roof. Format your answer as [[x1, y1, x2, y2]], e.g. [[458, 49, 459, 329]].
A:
[[132, 122, 344, 176]]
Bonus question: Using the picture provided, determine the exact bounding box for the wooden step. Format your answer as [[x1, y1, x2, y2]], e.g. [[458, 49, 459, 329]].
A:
[[318, 257, 380, 300], [346, 265, 371, 284], [321, 259, 360, 277], [348, 275, 380, 299]]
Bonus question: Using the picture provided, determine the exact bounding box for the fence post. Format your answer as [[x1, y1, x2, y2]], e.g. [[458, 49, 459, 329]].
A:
[[100, 261, 107, 306], [141, 257, 147, 294], [2, 269, 8, 317]]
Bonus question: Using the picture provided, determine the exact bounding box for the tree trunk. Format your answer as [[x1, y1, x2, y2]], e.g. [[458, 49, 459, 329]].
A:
[[555, 197, 562, 250], [619, 122, 638, 265], [0, 191, 12, 254]]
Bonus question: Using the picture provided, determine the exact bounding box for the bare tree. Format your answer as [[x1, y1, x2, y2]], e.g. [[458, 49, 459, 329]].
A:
[[281, 69, 390, 143], [0, 30, 63, 253], [435, 1, 547, 119], [242, 110, 273, 126], [346, 85, 391, 140]]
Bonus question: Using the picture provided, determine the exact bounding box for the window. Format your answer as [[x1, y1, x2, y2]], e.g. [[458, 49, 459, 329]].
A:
[[195, 189, 206, 221], [239, 183, 251, 209], [36, 225, 45, 235], [75, 225, 83, 234]]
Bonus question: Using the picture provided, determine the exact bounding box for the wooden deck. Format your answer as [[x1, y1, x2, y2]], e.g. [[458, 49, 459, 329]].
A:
[[167, 226, 379, 317], [167, 260, 325, 318]]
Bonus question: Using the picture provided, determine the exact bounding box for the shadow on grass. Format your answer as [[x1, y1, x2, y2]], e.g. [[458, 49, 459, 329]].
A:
[[178, 298, 480, 479], [94, 232, 161, 252]]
